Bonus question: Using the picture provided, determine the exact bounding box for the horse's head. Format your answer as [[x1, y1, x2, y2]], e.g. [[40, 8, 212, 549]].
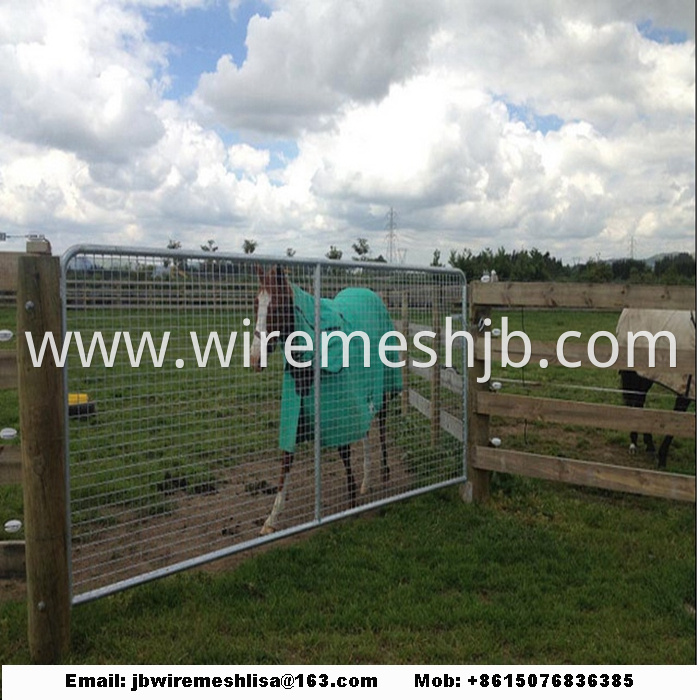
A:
[[250, 265, 294, 371]]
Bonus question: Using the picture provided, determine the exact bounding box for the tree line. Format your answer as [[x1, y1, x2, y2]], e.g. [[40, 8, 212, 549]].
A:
[[447, 247, 696, 285], [168, 236, 695, 285]]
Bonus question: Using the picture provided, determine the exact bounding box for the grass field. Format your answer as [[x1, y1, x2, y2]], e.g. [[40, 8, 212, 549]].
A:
[[0, 300, 696, 665], [1, 483, 695, 664]]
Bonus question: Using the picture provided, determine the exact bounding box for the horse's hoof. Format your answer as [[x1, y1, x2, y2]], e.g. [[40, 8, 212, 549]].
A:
[[260, 523, 276, 536], [629, 444, 637, 454]]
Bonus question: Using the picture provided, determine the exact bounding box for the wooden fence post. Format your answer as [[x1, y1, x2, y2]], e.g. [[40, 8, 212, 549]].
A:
[[465, 282, 491, 502], [17, 254, 70, 663]]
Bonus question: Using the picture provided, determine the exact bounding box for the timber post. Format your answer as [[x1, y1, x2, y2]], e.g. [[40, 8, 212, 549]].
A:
[[465, 281, 491, 503], [17, 253, 70, 663]]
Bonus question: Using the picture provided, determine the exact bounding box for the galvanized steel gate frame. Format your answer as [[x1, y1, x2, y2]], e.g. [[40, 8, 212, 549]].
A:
[[60, 245, 468, 604]]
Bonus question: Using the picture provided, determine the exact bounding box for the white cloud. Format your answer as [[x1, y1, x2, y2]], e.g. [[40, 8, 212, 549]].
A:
[[0, 0, 694, 265], [228, 144, 270, 176], [194, 0, 445, 136], [0, 0, 167, 163]]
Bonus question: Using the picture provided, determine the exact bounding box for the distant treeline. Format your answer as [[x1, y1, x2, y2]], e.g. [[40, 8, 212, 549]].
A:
[[447, 247, 696, 285]]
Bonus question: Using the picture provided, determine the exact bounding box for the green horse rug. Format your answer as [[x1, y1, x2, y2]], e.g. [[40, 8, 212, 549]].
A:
[[250, 266, 403, 533]]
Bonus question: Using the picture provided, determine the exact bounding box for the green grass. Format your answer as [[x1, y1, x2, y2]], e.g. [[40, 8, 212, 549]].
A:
[[1, 483, 695, 664]]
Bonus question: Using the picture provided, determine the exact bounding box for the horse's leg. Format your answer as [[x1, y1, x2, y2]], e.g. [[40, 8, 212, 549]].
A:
[[656, 394, 692, 469], [360, 435, 371, 495], [338, 444, 357, 508], [620, 371, 654, 454], [261, 451, 293, 535], [378, 402, 389, 483]]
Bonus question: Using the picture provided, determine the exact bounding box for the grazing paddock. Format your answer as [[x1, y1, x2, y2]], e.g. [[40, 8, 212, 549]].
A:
[[0, 264, 695, 665]]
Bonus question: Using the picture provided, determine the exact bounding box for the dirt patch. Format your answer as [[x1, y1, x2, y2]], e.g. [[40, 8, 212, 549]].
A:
[[68, 431, 418, 599], [0, 578, 26, 603]]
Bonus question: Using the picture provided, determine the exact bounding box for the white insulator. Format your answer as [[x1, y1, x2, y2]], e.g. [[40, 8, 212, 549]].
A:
[[4, 519, 22, 534]]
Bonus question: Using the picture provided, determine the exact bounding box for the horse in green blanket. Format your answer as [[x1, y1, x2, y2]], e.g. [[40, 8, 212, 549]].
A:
[[250, 266, 402, 534]]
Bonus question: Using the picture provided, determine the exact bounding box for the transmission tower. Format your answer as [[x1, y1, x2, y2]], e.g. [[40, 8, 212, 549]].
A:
[[385, 207, 398, 264]]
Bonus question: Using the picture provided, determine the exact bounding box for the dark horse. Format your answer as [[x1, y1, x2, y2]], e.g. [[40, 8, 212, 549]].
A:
[[250, 266, 402, 534], [617, 308, 695, 468]]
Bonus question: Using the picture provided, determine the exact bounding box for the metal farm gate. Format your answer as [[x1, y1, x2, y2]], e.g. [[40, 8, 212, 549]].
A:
[[61, 246, 467, 602]]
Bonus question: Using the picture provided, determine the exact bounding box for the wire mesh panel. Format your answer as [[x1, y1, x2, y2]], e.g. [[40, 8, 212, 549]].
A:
[[61, 247, 466, 602]]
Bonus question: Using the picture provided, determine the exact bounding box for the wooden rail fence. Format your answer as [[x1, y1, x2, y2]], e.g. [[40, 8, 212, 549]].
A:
[[403, 282, 696, 503], [465, 281, 696, 503]]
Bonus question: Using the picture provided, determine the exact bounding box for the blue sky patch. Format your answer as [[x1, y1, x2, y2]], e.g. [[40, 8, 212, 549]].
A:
[[146, 0, 270, 99], [505, 102, 564, 134], [637, 19, 688, 44]]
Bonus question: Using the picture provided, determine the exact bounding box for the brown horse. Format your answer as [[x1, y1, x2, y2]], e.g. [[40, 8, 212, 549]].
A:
[[250, 265, 401, 534]]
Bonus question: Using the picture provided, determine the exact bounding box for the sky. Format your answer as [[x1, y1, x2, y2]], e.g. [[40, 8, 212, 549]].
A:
[[0, 0, 695, 267]]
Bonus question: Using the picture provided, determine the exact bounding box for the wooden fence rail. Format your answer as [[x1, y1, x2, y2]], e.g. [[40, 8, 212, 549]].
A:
[[476, 392, 696, 439], [475, 447, 696, 502], [470, 281, 696, 310]]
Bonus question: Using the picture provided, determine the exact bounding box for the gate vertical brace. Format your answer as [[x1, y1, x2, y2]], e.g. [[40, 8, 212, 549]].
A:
[[401, 291, 409, 416], [461, 279, 469, 483], [430, 285, 442, 447], [313, 263, 322, 523], [59, 256, 74, 604], [17, 254, 70, 662]]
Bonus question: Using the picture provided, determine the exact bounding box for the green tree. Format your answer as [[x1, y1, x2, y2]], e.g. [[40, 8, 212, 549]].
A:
[[352, 238, 371, 260], [654, 253, 696, 285], [430, 249, 443, 267], [243, 239, 258, 255], [326, 245, 343, 260], [163, 239, 182, 268]]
